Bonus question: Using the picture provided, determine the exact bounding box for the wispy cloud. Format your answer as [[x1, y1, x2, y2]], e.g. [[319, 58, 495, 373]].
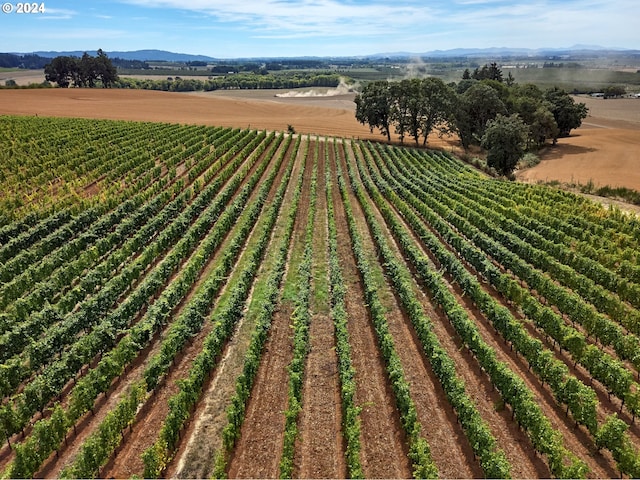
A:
[[118, 0, 435, 38], [1, 0, 636, 57], [38, 7, 77, 19]]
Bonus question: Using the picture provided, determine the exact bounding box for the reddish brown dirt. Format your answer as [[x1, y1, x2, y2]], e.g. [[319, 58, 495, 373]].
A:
[[293, 145, 346, 479], [225, 144, 313, 478], [330, 145, 413, 478], [224, 293, 293, 479], [517, 97, 640, 191], [294, 311, 345, 478], [342, 141, 483, 478], [0, 88, 378, 140], [165, 139, 303, 480]]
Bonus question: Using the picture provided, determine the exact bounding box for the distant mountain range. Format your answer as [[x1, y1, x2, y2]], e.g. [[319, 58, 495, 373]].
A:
[[368, 45, 640, 58], [10, 46, 640, 62], [27, 49, 218, 62]]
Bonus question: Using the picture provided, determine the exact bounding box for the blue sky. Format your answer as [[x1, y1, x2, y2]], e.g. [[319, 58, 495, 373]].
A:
[[0, 0, 637, 58]]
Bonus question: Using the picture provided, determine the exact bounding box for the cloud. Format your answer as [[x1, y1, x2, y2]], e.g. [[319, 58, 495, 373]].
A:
[[117, 0, 435, 38], [37, 7, 77, 19]]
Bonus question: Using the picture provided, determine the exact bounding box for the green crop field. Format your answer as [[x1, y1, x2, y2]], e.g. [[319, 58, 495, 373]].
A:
[[1, 115, 640, 478]]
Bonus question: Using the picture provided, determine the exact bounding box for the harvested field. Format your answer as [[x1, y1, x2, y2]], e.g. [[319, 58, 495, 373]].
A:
[[517, 96, 640, 191], [0, 88, 378, 140]]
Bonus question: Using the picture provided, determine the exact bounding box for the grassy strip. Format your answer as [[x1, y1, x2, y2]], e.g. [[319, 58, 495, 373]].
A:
[[279, 138, 319, 478], [211, 135, 305, 477], [141, 134, 297, 478], [142, 133, 287, 391]]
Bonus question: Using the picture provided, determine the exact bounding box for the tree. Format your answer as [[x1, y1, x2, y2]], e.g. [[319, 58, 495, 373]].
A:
[[354, 80, 393, 141], [78, 52, 97, 87], [473, 62, 503, 82], [481, 114, 528, 176], [95, 49, 118, 87], [44, 56, 78, 88], [396, 79, 423, 146], [389, 80, 412, 144], [43, 50, 118, 88], [603, 85, 626, 99], [418, 77, 456, 146], [455, 82, 507, 149], [529, 106, 559, 147], [510, 89, 559, 148], [544, 87, 588, 137]]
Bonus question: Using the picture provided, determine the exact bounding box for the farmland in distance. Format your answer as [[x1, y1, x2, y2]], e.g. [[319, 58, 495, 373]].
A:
[[2, 115, 640, 478]]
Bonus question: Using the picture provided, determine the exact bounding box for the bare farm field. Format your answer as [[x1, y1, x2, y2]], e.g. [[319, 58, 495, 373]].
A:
[[517, 96, 640, 191], [1, 87, 640, 479], [0, 88, 378, 140]]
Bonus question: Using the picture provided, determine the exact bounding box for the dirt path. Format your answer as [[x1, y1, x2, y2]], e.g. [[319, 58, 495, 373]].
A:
[[293, 142, 346, 479], [330, 143, 412, 478], [225, 140, 312, 478], [164, 139, 302, 479]]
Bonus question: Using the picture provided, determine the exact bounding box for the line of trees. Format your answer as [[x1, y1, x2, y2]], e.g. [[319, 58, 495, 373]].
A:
[[44, 49, 118, 88], [354, 65, 588, 176], [115, 72, 341, 92]]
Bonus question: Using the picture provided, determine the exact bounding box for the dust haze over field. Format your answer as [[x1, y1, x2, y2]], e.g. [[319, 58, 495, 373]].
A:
[[274, 78, 356, 97]]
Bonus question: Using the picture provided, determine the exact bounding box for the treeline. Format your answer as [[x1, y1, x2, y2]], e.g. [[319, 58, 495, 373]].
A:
[[0, 52, 147, 71], [44, 49, 118, 88], [355, 63, 588, 175], [115, 72, 342, 92], [112, 58, 150, 69], [0, 53, 50, 69]]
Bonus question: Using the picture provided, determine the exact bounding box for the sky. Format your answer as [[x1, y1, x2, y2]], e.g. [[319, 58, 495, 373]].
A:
[[0, 0, 638, 58]]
